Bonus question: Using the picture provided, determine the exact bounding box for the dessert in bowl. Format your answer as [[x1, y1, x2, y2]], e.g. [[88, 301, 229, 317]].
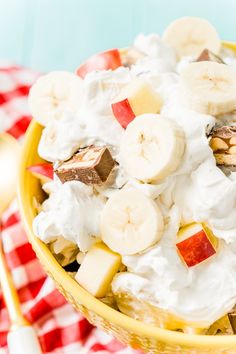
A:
[[18, 16, 236, 353]]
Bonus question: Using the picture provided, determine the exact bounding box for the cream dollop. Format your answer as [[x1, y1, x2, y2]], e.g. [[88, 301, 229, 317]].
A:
[[33, 180, 105, 252], [134, 33, 177, 67], [81, 67, 132, 115], [131, 34, 177, 76]]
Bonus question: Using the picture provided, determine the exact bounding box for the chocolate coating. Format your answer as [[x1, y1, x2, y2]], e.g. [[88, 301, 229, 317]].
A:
[[196, 49, 224, 64], [55, 146, 115, 185]]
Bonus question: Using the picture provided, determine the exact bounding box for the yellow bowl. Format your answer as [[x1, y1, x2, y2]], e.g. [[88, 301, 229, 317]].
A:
[[18, 42, 236, 353]]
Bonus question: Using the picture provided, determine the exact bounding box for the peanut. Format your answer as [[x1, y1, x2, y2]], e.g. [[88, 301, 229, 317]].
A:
[[210, 137, 228, 152], [229, 136, 236, 145], [215, 153, 236, 166], [228, 146, 236, 155]]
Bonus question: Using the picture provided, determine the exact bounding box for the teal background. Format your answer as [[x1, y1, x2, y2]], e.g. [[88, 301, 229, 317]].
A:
[[0, 0, 236, 72]]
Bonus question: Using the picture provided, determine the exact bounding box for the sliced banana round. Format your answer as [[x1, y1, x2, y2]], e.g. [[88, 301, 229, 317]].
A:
[[101, 188, 164, 255], [28, 71, 82, 126], [120, 114, 185, 182], [163, 17, 221, 58], [180, 61, 236, 115]]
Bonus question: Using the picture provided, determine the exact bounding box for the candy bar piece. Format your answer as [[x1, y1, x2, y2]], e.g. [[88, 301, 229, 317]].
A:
[[230, 136, 236, 145], [196, 48, 224, 64], [214, 153, 236, 166], [228, 308, 236, 334], [209, 137, 228, 152], [55, 146, 115, 185], [209, 126, 236, 168], [211, 126, 236, 140]]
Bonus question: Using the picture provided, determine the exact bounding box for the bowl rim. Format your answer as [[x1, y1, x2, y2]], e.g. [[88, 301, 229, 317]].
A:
[[18, 42, 236, 349]]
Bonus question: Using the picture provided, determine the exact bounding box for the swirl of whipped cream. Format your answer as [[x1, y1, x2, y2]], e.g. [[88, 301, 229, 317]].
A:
[[131, 34, 177, 76], [134, 33, 177, 67], [81, 67, 132, 115], [33, 180, 105, 252]]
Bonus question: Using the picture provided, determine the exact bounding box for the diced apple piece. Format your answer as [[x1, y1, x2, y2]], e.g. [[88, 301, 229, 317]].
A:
[[111, 79, 163, 128], [176, 223, 218, 267], [111, 98, 136, 129], [27, 163, 53, 184], [75, 243, 121, 298], [76, 49, 122, 79]]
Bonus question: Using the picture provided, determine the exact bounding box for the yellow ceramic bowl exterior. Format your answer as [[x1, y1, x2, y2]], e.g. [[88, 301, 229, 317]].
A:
[[18, 42, 236, 354]]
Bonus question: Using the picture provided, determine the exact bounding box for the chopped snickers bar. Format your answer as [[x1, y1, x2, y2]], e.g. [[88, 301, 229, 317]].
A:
[[196, 49, 224, 64], [211, 126, 236, 140], [228, 307, 236, 334], [55, 146, 115, 185], [209, 126, 236, 169]]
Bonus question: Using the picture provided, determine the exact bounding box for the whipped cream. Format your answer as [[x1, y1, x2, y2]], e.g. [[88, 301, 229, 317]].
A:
[[34, 33, 236, 326], [134, 33, 177, 69], [131, 34, 177, 77], [33, 180, 105, 252]]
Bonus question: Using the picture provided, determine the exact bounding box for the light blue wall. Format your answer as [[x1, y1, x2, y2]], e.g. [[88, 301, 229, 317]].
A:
[[0, 0, 236, 72]]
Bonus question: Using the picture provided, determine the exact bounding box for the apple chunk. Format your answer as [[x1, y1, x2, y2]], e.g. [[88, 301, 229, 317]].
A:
[[111, 79, 163, 128], [176, 223, 218, 267], [27, 163, 53, 184], [75, 243, 121, 298], [76, 49, 122, 79]]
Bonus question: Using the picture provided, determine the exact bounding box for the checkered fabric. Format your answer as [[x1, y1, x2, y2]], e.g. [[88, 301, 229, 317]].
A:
[[0, 65, 142, 354]]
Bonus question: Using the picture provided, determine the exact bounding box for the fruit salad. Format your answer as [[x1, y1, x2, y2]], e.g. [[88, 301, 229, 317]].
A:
[[28, 17, 236, 335]]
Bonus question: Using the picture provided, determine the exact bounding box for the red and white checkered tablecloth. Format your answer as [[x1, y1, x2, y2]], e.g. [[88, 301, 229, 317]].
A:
[[0, 65, 142, 354]]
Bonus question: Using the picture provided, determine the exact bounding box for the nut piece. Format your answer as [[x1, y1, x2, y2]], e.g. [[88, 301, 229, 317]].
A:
[[196, 48, 224, 64], [209, 137, 228, 152], [229, 136, 236, 145], [228, 146, 236, 154], [211, 126, 236, 139], [210, 126, 236, 169], [214, 153, 236, 166], [55, 146, 115, 185]]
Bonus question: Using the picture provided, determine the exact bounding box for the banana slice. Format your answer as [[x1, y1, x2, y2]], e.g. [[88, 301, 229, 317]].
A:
[[163, 17, 221, 58], [180, 61, 236, 115], [120, 114, 185, 182], [101, 188, 164, 255], [28, 71, 82, 126]]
